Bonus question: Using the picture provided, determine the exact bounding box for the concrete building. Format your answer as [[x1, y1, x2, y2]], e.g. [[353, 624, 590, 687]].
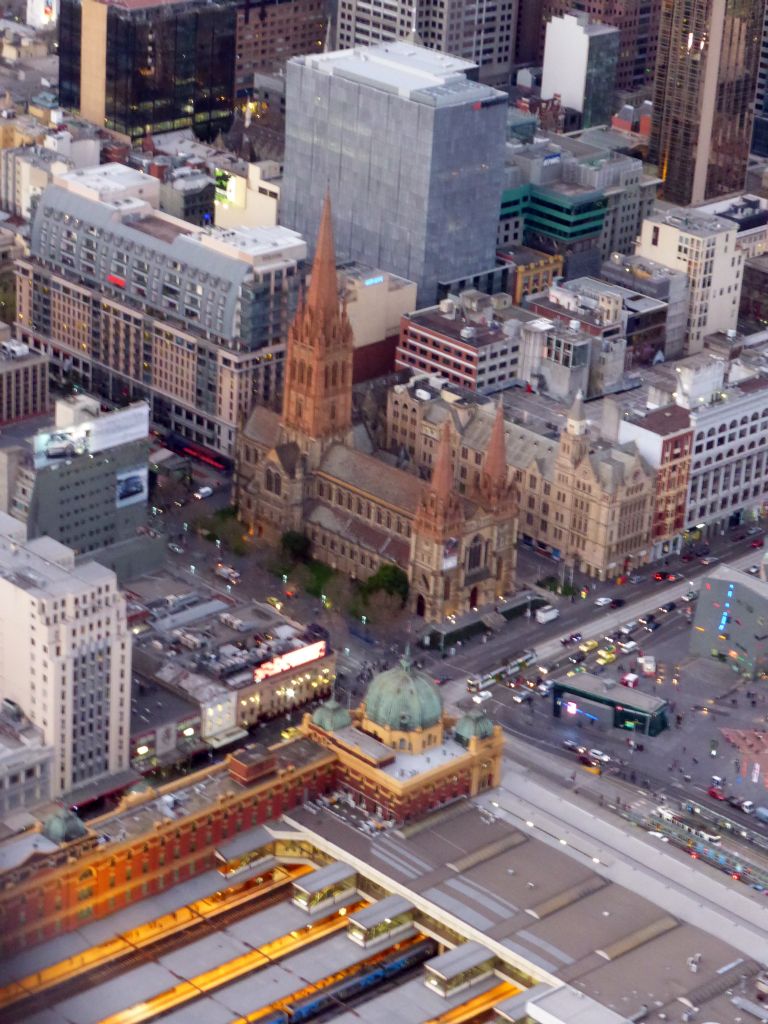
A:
[[675, 359, 768, 534], [339, 263, 417, 383], [541, 13, 619, 129], [335, 0, 518, 86], [0, 145, 72, 218], [635, 209, 743, 356], [280, 42, 508, 307], [16, 171, 308, 457], [650, 0, 761, 205], [26, 0, 58, 28], [59, 0, 236, 141], [753, 2, 768, 157], [0, 511, 130, 797], [501, 135, 659, 277], [694, 194, 768, 260], [398, 295, 537, 392], [690, 564, 768, 678], [600, 251, 689, 359], [543, 1, 660, 94], [0, 400, 152, 571], [739, 253, 768, 329], [0, 699, 53, 814], [618, 404, 692, 557], [530, 277, 668, 367], [158, 170, 215, 227], [0, 341, 49, 424], [214, 161, 280, 230]]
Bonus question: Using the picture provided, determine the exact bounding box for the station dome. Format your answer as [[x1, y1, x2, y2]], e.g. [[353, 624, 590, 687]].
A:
[[454, 709, 494, 746], [364, 652, 442, 732], [42, 807, 87, 845], [311, 697, 352, 732]]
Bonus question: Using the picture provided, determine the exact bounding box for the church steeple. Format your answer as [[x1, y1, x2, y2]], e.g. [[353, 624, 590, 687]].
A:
[[478, 403, 512, 510], [280, 194, 354, 448], [560, 389, 589, 465], [415, 421, 463, 535]]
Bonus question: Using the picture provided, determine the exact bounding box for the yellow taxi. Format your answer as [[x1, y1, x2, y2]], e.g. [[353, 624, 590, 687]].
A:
[[596, 650, 617, 666], [578, 638, 599, 654]]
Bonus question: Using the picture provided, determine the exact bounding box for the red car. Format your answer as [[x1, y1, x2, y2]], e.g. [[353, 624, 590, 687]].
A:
[[707, 786, 726, 800], [751, 538, 764, 549]]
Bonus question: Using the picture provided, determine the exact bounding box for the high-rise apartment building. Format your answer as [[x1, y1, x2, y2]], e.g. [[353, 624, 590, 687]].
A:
[[59, 0, 236, 141], [541, 13, 619, 129], [16, 167, 307, 457], [649, 0, 762, 205], [752, 3, 768, 156], [0, 512, 130, 797], [234, 0, 328, 92], [635, 209, 743, 355], [280, 43, 508, 307], [335, 0, 518, 86], [542, 0, 661, 93]]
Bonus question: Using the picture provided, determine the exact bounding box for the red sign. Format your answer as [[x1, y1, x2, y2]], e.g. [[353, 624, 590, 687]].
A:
[[107, 273, 125, 288], [252, 640, 327, 683]]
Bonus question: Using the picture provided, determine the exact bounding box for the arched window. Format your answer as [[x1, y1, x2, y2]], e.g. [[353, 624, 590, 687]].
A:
[[307, 366, 312, 388], [331, 363, 338, 387], [272, 472, 281, 497], [298, 362, 305, 384], [467, 535, 483, 572]]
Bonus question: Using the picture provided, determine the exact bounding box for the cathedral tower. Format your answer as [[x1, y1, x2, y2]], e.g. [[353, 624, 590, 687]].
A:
[[280, 194, 354, 455]]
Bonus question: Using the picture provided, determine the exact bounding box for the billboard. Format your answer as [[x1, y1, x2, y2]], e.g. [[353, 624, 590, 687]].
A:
[[252, 640, 327, 683], [33, 404, 149, 468], [442, 537, 459, 571], [116, 466, 148, 508]]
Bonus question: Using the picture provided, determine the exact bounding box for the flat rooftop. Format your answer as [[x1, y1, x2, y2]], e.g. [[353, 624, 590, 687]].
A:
[[57, 163, 153, 196], [297, 42, 506, 108], [405, 305, 536, 349], [644, 208, 735, 237], [555, 671, 668, 713]]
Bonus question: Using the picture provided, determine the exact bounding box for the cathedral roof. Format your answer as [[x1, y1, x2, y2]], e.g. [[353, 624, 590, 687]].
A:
[[317, 445, 424, 512], [243, 404, 280, 448], [364, 652, 442, 732], [306, 502, 411, 564]]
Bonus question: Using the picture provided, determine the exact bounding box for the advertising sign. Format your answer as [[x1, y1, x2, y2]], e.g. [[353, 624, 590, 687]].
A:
[[116, 466, 148, 508], [252, 640, 327, 683], [33, 403, 149, 468], [442, 537, 459, 571]]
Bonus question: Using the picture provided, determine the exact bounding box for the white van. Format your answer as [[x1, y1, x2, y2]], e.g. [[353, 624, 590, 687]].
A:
[[193, 485, 213, 500], [473, 690, 493, 704], [535, 604, 560, 624], [618, 638, 638, 654]]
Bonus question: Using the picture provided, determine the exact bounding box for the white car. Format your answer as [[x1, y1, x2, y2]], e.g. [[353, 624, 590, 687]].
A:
[[646, 830, 669, 842], [594, 597, 612, 607], [473, 690, 493, 704], [193, 485, 213, 500], [588, 748, 611, 764], [746, 565, 760, 576]]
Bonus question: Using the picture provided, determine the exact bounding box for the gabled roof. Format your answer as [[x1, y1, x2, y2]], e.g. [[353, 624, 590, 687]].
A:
[[243, 405, 280, 449], [318, 445, 424, 513]]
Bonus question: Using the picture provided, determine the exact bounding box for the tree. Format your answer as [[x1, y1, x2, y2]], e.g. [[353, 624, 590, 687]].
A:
[[280, 530, 311, 563], [363, 564, 409, 607]]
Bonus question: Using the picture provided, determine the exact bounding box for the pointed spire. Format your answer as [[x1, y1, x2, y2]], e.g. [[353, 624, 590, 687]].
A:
[[306, 192, 339, 324], [400, 642, 412, 673], [429, 421, 454, 500], [483, 402, 507, 487], [569, 388, 585, 422]]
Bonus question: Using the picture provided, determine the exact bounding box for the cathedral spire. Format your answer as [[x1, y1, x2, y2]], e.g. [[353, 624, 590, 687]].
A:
[[429, 420, 454, 501], [306, 192, 339, 326]]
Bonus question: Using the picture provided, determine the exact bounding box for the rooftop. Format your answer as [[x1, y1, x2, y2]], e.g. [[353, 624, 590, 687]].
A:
[[644, 208, 736, 238], [56, 163, 155, 197], [404, 304, 537, 350], [555, 671, 668, 713], [623, 404, 691, 436], [296, 42, 506, 108]]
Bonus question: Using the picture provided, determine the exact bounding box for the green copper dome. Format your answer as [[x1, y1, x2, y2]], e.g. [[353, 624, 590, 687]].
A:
[[365, 652, 442, 732], [312, 697, 352, 732], [454, 709, 494, 746], [42, 807, 87, 844]]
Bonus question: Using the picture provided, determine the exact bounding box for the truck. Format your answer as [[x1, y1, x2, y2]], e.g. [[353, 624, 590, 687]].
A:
[[215, 564, 241, 584], [637, 654, 656, 677], [535, 604, 560, 624]]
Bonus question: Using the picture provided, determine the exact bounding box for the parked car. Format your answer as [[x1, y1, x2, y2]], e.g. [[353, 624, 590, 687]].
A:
[[751, 538, 765, 549], [193, 485, 213, 500], [167, 542, 184, 554], [596, 651, 616, 665], [594, 596, 612, 607], [747, 565, 761, 576], [644, 621, 661, 632], [747, 527, 761, 536], [658, 601, 677, 614]]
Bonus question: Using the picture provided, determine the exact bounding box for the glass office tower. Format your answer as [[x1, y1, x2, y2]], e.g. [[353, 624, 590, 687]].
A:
[[59, 0, 236, 141]]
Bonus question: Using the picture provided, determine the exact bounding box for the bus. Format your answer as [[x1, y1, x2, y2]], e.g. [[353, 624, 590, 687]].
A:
[[466, 649, 537, 693]]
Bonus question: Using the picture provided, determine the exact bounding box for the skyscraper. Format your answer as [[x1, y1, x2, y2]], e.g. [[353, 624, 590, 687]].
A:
[[280, 42, 508, 306], [59, 0, 236, 141], [752, 2, 768, 156], [335, 0, 519, 86], [650, 0, 761, 206]]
